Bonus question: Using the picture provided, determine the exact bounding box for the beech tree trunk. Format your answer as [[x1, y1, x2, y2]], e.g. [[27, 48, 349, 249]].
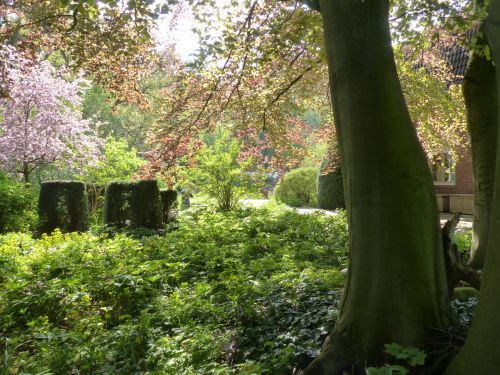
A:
[[303, 1, 450, 373], [464, 41, 498, 270], [445, 2, 500, 373]]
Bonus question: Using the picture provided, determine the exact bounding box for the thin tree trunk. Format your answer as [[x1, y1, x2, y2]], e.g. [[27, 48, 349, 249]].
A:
[[445, 2, 500, 373], [304, 1, 450, 373], [464, 40, 498, 269], [22, 164, 30, 186]]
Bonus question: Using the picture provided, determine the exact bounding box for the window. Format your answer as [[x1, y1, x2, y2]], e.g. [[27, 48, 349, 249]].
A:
[[431, 152, 455, 184]]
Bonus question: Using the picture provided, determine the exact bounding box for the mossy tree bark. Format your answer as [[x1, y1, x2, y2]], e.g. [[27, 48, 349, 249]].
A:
[[445, 2, 500, 373], [464, 38, 498, 270], [303, 1, 450, 373]]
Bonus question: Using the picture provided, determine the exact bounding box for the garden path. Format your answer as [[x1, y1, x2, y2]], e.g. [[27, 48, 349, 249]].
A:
[[242, 199, 473, 230]]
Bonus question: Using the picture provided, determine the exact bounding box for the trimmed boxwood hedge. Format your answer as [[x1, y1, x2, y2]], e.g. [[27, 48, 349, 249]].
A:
[[103, 182, 133, 227], [130, 180, 162, 229], [160, 189, 178, 224], [38, 181, 89, 234], [104, 180, 162, 229], [317, 160, 344, 210]]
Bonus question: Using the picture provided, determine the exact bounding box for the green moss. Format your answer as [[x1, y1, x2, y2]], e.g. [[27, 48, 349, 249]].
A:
[[453, 287, 479, 302], [38, 181, 89, 234]]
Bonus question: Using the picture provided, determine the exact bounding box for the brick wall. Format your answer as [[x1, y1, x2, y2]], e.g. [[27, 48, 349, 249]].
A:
[[433, 152, 474, 213], [434, 153, 474, 195]]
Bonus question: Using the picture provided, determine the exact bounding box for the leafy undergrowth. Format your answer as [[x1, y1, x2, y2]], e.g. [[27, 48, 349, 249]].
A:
[[454, 230, 472, 257], [0, 206, 348, 374]]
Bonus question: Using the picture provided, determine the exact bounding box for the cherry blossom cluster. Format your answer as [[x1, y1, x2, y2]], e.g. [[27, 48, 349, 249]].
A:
[[0, 47, 102, 181]]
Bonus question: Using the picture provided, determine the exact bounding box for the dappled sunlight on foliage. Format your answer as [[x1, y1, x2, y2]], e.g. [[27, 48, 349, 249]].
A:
[[0, 206, 348, 373]]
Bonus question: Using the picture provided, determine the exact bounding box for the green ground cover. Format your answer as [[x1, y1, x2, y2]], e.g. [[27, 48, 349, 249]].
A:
[[0, 205, 348, 374]]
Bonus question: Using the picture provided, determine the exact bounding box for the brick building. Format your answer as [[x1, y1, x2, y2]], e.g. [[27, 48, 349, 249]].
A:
[[429, 36, 474, 214], [432, 153, 474, 214]]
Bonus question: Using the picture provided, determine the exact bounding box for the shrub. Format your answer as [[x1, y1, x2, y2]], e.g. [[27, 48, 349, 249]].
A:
[[79, 137, 145, 218], [317, 159, 345, 210], [104, 180, 162, 229], [180, 136, 262, 211], [160, 189, 178, 224], [130, 180, 162, 229], [0, 172, 36, 233], [103, 182, 133, 227], [455, 231, 472, 257], [273, 167, 318, 207], [38, 181, 89, 234]]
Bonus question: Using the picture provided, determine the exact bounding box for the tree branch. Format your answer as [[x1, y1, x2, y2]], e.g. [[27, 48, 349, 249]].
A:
[[190, 0, 259, 128], [66, 5, 80, 32], [263, 58, 322, 129], [0, 14, 75, 35]]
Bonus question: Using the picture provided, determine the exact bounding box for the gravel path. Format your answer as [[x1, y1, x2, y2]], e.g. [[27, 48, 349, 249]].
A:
[[243, 199, 473, 230]]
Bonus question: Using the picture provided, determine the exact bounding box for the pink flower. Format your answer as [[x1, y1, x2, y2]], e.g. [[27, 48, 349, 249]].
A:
[[0, 47, 101, 180]]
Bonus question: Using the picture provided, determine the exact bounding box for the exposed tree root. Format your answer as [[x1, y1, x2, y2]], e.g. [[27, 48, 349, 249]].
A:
[[442, 213, 482, 294], [301, 331, 374, 375], [297, 215, 477, 375]]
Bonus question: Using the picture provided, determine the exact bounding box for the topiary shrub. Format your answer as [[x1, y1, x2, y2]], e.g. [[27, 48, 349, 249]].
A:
[[38, 181, 89, 234], [130, 180, 162, 229], [103, 182, 133, 227], [273, 167, 318, 207], [317, 159, 345, 210], [160, 189, 178, 224], [104, 180, 162, 229]]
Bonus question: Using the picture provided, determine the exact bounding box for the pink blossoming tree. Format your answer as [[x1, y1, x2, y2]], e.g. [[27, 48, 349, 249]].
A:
[[0, 48, 101, 184]]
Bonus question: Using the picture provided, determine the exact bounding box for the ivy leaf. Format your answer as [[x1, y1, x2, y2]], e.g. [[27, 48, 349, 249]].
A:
[[366, 366, 394, 375], [403, 347, 426, 366], [384, 342, 404, 357]]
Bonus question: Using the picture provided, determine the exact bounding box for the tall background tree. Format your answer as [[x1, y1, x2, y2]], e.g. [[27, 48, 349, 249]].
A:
[[445, 0, 500, 372]]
